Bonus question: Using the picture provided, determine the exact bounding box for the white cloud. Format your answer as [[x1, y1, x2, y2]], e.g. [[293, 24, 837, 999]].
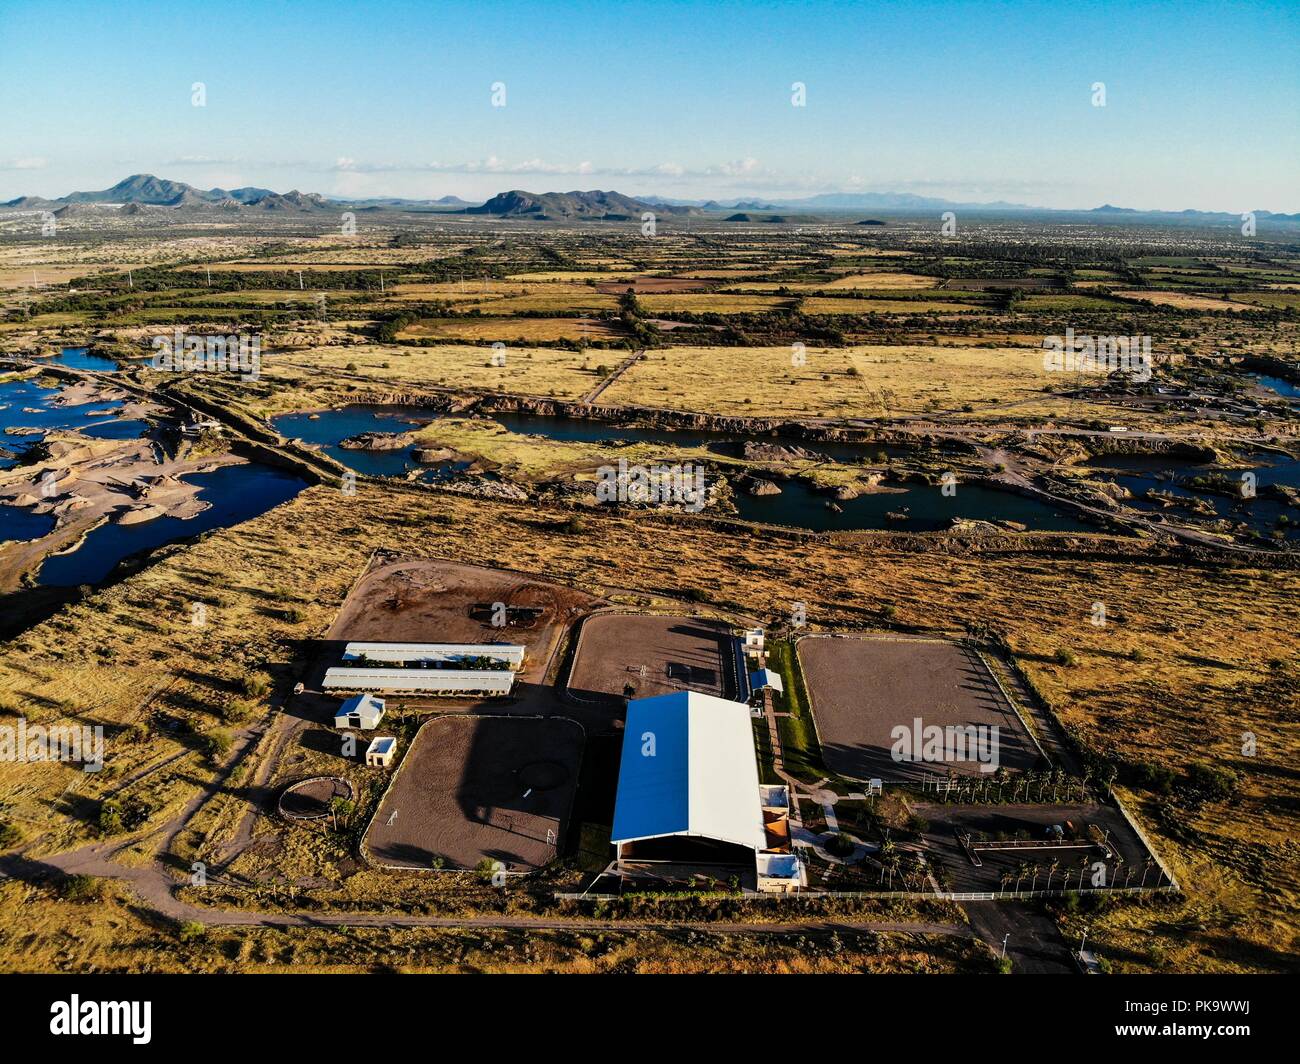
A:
[[1, 157, 48, 171]]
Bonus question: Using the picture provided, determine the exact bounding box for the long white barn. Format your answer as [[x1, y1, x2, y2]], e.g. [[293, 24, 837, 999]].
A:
[[323, 667, 515, 696], [342, 642, 525, 669]]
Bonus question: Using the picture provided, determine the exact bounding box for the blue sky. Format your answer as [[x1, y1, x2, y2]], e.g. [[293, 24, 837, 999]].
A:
[[1, 0, 1296, 209]]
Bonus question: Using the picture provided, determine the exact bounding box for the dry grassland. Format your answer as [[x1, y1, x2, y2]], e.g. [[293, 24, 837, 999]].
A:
[[0, 480, 1294, 971], [262, 342, 603, 400], [1115, 290, 1265, 312], [600, 344, 1063, 418]]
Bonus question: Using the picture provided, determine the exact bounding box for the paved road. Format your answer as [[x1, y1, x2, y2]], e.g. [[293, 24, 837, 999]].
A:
[[963, 900, 1075, 974], [1, 837, 970, 938]]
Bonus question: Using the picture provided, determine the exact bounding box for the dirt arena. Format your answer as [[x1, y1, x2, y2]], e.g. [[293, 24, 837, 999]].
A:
[[566, 613, 736, 703], [327, 555, 603, 682], [362, 715, 584, 871], [278, 777, 353, 820], [797, 635, 1040, 782]]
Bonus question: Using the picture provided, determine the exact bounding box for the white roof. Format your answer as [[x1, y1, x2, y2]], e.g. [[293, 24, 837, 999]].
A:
[[750, 668, 784, 693], [324, 667, 515, 693], [339, 692, 384, 715], [611, 691, 765, 852], [343, 642, 524, 665]]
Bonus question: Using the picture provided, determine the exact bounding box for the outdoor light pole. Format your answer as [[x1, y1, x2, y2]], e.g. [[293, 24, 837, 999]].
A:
[[1000, 933, 1009, 960], [1080, 926, 1088, 953]]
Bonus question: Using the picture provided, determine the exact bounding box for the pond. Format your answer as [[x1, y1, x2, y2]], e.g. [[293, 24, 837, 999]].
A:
[[0, 376, 150, 470], [0, 504, 57, 543], [41, 346, 121, 372], [730, 476, 1096, 532], [1253, 373, 1300, 400], [37, 463, 306, 586], [272, 403, 1092, 531], [1094, 450, 1300, 541], [272, 405, 440, 478], [273, 404, 913, 479]]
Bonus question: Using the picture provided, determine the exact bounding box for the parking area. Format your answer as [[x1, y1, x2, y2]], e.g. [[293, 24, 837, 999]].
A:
[[798, 634, 1041, 782], [917, 802, 1161, 893], [362, 715, 584, 872], [566, 613, 736, 704]]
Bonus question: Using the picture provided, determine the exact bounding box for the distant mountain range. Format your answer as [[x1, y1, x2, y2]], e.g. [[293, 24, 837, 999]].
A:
[[2, 174, 1296, 223], [1, 174, 335, 213], [465, 189, 697, 220]]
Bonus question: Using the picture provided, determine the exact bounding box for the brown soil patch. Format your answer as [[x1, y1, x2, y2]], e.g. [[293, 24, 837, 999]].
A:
[[362, 715, 583, 871], [798, 634, 1040, 781], [567, 613, 736, 703]]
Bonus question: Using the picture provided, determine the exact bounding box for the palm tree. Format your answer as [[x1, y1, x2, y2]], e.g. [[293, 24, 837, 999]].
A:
[[329, 796, 353, 832], [911, 855, 928, 890], [1046, 858, 1060, 890], [884, 852, 902, 889]]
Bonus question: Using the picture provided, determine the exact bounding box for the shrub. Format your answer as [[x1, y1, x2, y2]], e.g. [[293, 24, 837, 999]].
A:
[[97, 801, 124, 835], [203, 729, 233, 761], [178, 920, 207, 943], [0, 818, 22, 850], [242, 672, 271, 698], [1186, 761, 1238, 801], [222, 700, 253, 725], [60, 874, 104, 902], [1054, 648, 1077, 667]]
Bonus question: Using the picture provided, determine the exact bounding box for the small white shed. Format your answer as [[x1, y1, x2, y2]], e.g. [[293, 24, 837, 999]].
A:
[[334, 692, 385, 730], [365, 736, 397, 768]]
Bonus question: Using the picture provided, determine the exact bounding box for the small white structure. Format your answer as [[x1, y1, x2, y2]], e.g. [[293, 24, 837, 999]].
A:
[[756, 853, 807, 894], [744, 629, 765, 655], [749, 668, 784, 695], [365, 736, 397, 768], [324, 667, 515, 697], [333, 692, 385, 730], [342, 642, 525, 670]]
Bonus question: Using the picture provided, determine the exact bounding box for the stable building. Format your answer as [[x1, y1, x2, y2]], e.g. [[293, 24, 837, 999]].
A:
[[610, 691, 804, 891], [323, 667, 515, 697], [333, 692, 385, 730], [342, 641, 525, 670]]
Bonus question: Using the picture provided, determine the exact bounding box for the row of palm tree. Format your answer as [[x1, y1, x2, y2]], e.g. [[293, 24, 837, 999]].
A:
[[928, 763, 1118, 804], [997, 855, 1161, 895]]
